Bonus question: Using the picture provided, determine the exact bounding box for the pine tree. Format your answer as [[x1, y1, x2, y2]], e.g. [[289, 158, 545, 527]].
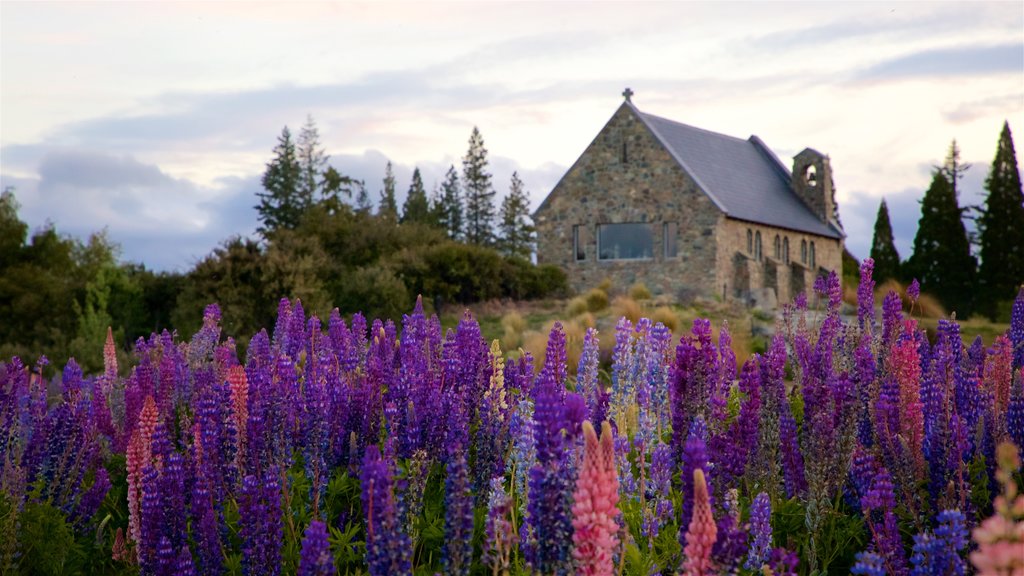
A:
[[378, 161, 399, 223], [297, 115, 327, 208], [434, 165, 463, 240], [462, 127, 496, 246], [257, 126, 303, 236], [401, 167, 432, 225], [355, 183, 373, 215], [978, 121, 1024, 318], [498, 172, 535, 259], [869, 198, 900, 283], [906, 170, 977, 317]]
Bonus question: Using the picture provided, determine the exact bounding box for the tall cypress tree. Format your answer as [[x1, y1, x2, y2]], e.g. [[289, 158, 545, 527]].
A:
[[906, 170, 977, 316], [462, 127, 496, 246], [869, 198, 900, 283], [378, 161, 399, 223], [498, 172, 535, 259], [978, 121, 1024, 318], [257, 126, 302, 236], [401, 167, 431, 225]]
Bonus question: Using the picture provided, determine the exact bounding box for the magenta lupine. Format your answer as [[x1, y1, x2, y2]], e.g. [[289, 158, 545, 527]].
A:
[[683, 468, 717, 576], [127, 395, 159, 552], [571, 421, 619, 576], [297, 520, 335, 576]]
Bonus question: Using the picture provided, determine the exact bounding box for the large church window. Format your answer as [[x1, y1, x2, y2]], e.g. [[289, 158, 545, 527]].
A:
[[598, 223, 653, 260]]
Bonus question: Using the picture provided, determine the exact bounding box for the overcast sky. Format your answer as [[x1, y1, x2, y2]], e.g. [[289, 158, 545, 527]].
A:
[[2, 1, 1022, 272]]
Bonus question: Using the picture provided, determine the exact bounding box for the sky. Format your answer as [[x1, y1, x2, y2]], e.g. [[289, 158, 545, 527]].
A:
[[1, 1, 1022, 272]]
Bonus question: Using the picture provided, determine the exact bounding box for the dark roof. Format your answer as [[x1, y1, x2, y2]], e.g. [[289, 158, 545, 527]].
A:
[[633, 103, 843, 239]]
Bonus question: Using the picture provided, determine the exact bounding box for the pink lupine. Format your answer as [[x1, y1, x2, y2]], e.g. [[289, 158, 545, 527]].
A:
[[683, 468, 717, 576], [572, 420, 620, 576], [126, 395, 159, 557], [104, 325, 118, 383], [889, 334, 925, 477], [985, 336, 1013, 417], [228, 365, 248, 462], [971, 441, 1024, 576]]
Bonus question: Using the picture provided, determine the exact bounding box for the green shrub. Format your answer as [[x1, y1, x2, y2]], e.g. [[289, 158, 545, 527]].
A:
[[584, 288, 609, 312], [629, 282, 652, 301]]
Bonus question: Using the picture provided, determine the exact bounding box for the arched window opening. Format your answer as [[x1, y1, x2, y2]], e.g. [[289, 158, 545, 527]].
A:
[[755, 231, 762, 261], [801, 239, 808, 264], [783, 237, 790, 264], [747, 229, 753, 254], [774, 235, 781, 259]]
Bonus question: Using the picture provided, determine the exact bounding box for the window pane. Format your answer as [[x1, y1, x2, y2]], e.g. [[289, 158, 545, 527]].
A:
[[573, 225, 585, 261], [663, 222, 678, 258], [598, 223, 653, 260]]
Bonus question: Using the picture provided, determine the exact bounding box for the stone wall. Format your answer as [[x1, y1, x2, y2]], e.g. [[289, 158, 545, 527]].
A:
[[534, 103, 723, 298], [716, 217, 843, 305]]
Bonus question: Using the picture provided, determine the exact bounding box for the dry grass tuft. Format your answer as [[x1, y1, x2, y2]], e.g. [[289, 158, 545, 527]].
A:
[[584, 288, 610, 312], [629, 282, 652, 301], [501, 311, 526, 350], [874, 279, 947, 319], [566, 296, 589, 317], [612, 296, 643, 325], [650, 306, 680, 333]]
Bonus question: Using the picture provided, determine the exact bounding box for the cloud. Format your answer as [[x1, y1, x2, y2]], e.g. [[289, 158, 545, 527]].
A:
[[3, 150, 260, 272], [853, 43, 1023, 83], [942, 93, 1024, 124]]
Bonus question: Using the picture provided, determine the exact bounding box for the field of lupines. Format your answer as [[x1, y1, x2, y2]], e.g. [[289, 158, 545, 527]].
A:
[[2, 259, 1023, 575]]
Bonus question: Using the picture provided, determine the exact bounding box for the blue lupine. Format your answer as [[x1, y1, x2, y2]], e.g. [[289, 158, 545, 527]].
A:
[[297, 520, 334, 576], [745, 492, 772, 570]]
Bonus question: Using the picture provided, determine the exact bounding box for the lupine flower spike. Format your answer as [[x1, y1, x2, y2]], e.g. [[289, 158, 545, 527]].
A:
[[571, 420, 620, 576], [683, 468, 717, 576]]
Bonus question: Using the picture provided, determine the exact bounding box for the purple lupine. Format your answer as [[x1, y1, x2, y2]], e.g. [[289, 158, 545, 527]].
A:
[[745, 492, 772, 570], [577, 327, 601, 424], [139, 464, 162, 574], [881, 290, 904, 346], [302, 318, 331, 514], [239, 469, 283, 576], [860, 465, 908, 576], [712, 489, 747, 572], [1008, 377, 1024, 449], [680, 416, 711, 535], [297, 520, 334, 576], [609, 317, 635, 432], [857, 258, 876, 331], [442, 447, 473, 575], [852, 552, 888, 576], [1010, 287, 1024, 369], [778, 397, 807, 499], [360, 445, 412, 576], [73, 467, 110, 528], [909, 510, 967, 576], [190, 457, 224, 575], [484, 478, 515, 573], [175, 546, 196, 576], [670, 319, 720, 467]]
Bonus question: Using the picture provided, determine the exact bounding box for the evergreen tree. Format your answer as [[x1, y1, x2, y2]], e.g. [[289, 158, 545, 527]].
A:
[[978, 121, 1024, 318], [257, 126, 303, 236], [498, 172, 535, 259], [869, 198, 900, 283], [378, 161, 399, 223], [939, 139, 971, 200], [462, 127, 496, 246], [434, 165, 463, 240], [906, 170, 977, 317], [297, 115, 327, 208], [401, 167, 432, 224], [355, 182, 373, 215]]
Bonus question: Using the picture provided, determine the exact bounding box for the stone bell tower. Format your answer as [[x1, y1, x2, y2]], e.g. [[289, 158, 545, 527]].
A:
[[791, 148, 839, 227]]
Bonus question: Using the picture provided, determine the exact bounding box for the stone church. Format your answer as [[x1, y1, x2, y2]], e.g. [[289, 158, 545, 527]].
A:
[[534, 90, 844, 305]]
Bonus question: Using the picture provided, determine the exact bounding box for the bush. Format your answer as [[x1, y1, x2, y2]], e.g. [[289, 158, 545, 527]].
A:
[[584, 288, 609, 312], [336, 265, 411, 321], [629, 282, 652, 301], [566, 297, 589, 317], [650, 306, 680, 333]]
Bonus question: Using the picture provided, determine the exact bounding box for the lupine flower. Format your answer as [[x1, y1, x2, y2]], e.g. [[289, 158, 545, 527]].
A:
[[577, 328, 602, 424], [683, 468, 717, 576], [239, 469, 283, 576], [857, 258, 876, 331], [227, 365, 248, 466], [680, 416, 710, 527], [571, 421, 619, 576], [360, 445, 412, 576], [907, 278, 920, 302], [442, 446, 473, 575], [745, 492, 772, 570], [484, 477, 515, 574], [127, 395, 159, 551], [297, 520, 334, 576], [971, 441, 1024, 575], [910, 509, 967, 576], [852, 551, 888, 576], [175, 546, 196, 576], [1010, 287, 1024, 369], [985, 336, 1014, 417]]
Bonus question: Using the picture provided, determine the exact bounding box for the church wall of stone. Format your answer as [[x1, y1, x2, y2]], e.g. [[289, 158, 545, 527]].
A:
[[534, 104, 722, 298]]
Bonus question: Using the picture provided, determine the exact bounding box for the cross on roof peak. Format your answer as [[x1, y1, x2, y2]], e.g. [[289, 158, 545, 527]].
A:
[[622, 87, 634, 102]]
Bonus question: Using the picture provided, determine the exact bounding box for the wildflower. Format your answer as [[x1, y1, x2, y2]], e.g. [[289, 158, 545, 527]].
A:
[[971, 441, 1024, 575], [745, 492, 772, 570], [907, 278, 920, 303], [572, 421, 620, 576], [683, 468, 717, 576], [484, 478, 515, 574], [360, 445, 412, 576], [297, 520, 334, 576], [239, 469, 283, 576], [127, 395, 159, 552], [857, 258, 876, 331]]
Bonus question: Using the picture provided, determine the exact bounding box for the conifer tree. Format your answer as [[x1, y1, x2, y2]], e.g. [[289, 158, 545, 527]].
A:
[[401, 167, 431, 225], [869, 198, 900, 283], [978, 121, 1024, 317], [297, 115, 327, 208], [257, 126, 303, 236], [906, 170, 977, 316], [378, 161, 399, 223], [462, 127, 496, 246], [355, 183, 373, 215], [498, 172, 535, 259], [433, 165, 463, 240]]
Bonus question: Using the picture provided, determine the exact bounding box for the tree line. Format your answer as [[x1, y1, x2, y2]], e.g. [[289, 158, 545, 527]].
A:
[[869, 121, 1023, 320], [0, 117, 565, 373]]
